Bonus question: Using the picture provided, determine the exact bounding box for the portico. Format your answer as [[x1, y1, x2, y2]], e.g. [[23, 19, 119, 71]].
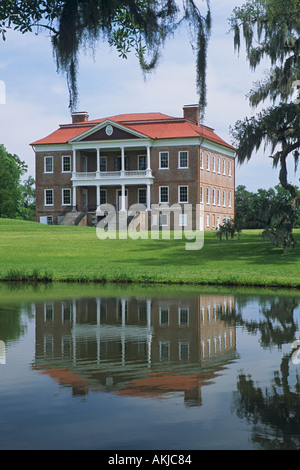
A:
[[70, 142, 153, 212]]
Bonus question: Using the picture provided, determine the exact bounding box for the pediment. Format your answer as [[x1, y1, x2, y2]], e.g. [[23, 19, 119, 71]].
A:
[[70, 120, 147, 142]]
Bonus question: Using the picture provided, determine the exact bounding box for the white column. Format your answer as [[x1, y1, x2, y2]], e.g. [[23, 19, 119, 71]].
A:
[[96, 185, 101, 208], [147, 184, 151, 211], [72, 149, 76, 174], [121, 146, 125, 175], [146, 145, 151, 170], [96, 148, 100, 174], [121, 184, 126, 211], [72, 186, 77, 211]]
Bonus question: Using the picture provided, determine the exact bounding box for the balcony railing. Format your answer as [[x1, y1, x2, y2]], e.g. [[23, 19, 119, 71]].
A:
[[72, 169, 152, 180]]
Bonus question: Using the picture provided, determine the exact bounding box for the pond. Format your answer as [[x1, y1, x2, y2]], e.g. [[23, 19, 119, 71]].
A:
[[0, 282, 299, 451]]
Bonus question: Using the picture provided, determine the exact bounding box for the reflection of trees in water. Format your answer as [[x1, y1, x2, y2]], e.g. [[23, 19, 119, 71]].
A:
[[228, 296, 300, 450], [0, 303, 33, 343]]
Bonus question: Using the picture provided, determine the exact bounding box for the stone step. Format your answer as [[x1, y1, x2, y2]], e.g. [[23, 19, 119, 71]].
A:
[[59, 212, 81, 225]]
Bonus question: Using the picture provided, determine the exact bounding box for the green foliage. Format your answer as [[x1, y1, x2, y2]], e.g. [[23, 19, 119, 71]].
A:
[[235, 184, 300, 252], [0, 144, 35, 220], [0, 1, 211, 113], [216, 219, 241, 242]]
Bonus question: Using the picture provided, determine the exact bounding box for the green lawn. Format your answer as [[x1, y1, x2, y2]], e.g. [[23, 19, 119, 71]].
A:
[[1, 218, 300, 287]]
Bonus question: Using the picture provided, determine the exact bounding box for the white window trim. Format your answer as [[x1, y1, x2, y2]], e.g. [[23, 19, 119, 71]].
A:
[[138, 154, 147, 171], [212, 188, 216, 206], [159, 186, 169, 204], [206, 186, 210, 205], [44, 189, 53, 206], [217, 189, 221, 206], [179, 213, 187, 227], [206, 153, 210, 171], [228, 191, 232, 208], [223, 190, 226, 207], [62, 188, 71, 206], [160, 213, 168, 227], [223, 158, 226, 175], [178, 151, 189, 169], [206, 214, 210, 227], [44, 156, 53, 174], [178, 185, 189, 204], [200, 185, 204, 204], [228, 160, 232, 177], [62, 155, 71, 173], [100, 156, 107, 172], [159, 151, 169, 170], [217, 156, 220, 174], [178, 307, 189, 326], [159, 307, 169, 325], [138, 187, 147, 205], [212, 155, 216, 173], [200, 151, 204, 169], [100, 188, 107, 205]]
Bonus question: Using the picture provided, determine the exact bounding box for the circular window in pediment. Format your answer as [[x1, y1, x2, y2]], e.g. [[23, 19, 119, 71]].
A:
[[105, 124, 113, 136]]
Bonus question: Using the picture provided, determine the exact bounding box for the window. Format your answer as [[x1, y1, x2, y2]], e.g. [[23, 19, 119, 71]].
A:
[[159, 308, 169, 325], [200, 151, 204, 169], [160, 213, 168, 226], [138, 188, 147, 205], [217, 189, 220, 206], [179, 213, 187, 227], [212, 155, 216, 172], [217, 156, 220, 174], [46, 216, 53, 225], [44, 156, 53, 173], [159, 186, 169, 203], [62, 188, 71, 205], [138, 155, 147, 170], [179, 151, 188, 168], [100, 189, 107, 205], [212, 188, 216, 205], [179, 342, 189, 360], [223, 190, 226, 207], [179, 307, 189, 326], [206, 153, 210, 171], [178, 185, 188, 203], [200, 185, 204, 204], [44, 189, 53, 206], [159, 152, 169, 169], [206, 186, 210, 205], [228, 160, 232, 176], [100, 156, 107, 172], [206, 214, 210, 227], [223, 158, 226, 175], [62, 155, 71, 172], [228, 191, 232, 207]]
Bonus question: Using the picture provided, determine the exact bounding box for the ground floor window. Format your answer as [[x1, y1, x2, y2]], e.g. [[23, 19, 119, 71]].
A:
[[100, 189, 107, 205], [138, 188, 147, 205], [44, 189, 53, 206], [178, 185, 188, 203], [160, 213, 168, 226], [62, 188, 71, 205], [179, 213, 187, 227], [47, 216, 53, 225], [159, 186, 169, 204]]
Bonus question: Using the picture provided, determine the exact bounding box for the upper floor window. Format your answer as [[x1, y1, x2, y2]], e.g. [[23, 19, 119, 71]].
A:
[[206, 153, 210, 171], [223, 158, 226, 175], [159, 152, 169, 169], [200, 151, 204, 169], [138, 188, 147, 205], [212, 188, 216, 205], [217, 156, 220, 174], [228, 160, 232, 176], [223, 190, 226, 206], [138, 155, 147, 171], [62, 155, 71, 172], [217, 189, 220, 206], [178, 185, 188, 203], [159, 186, 169, 203], [212, 155, 216, 172], [178, 151, 188, 169], [44, 156, 53, 173], [44, 189, 53, 206], [100, 156, 107, 172], [228, 191, 232, 207]]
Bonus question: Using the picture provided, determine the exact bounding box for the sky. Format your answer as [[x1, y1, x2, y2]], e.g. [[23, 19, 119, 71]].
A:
[[0, 0, 298, 192]]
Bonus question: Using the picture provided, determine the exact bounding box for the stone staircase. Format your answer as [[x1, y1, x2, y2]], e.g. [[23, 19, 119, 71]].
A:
[[59, 211, 81, 225]]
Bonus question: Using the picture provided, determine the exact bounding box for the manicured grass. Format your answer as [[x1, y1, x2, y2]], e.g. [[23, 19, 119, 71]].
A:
[[1, 218, 300, 288]]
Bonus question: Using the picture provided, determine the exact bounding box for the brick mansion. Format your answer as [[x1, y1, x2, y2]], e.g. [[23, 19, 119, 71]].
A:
[[31, 104, 235, 230]]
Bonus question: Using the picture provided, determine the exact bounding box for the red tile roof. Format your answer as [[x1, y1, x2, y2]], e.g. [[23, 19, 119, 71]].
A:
[[31, 112, 235, 150]]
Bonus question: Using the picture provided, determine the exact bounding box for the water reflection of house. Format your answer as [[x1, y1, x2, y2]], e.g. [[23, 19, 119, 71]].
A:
[[34, 295, 237, 404]]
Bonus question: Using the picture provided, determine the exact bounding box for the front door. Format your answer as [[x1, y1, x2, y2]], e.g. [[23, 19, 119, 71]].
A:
[[116, 189, 128, 211], [82, 189, 88, 209]]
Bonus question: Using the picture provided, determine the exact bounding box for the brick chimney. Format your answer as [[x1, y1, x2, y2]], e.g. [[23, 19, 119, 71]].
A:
[[183, 104, 200, 126], [71, 111, 89, 123]]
